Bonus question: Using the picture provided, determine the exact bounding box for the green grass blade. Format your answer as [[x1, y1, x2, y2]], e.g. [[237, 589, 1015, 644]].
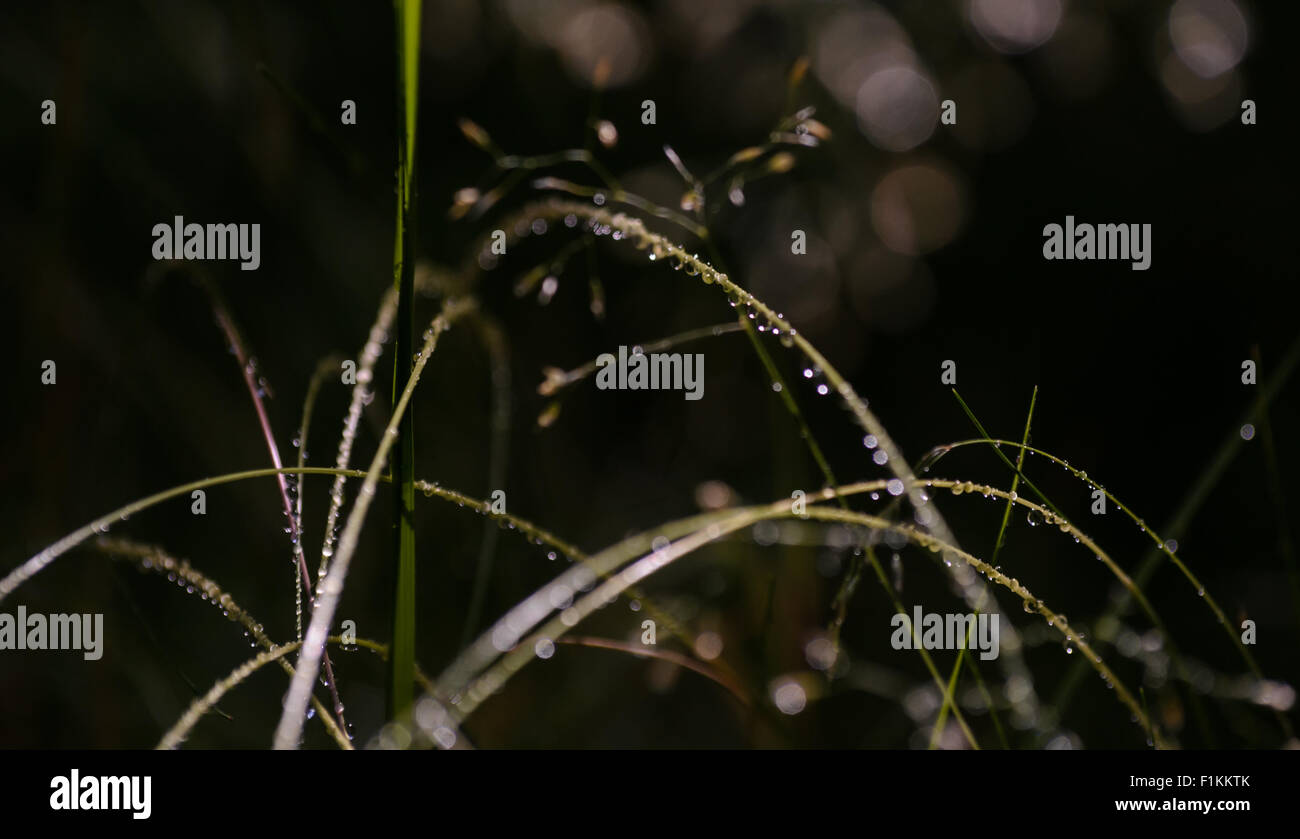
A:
[[992, 386, 1037, 564], [931, 387, 1035, 749], [951, 388, 1063, 520], [388, 0, 422, 722]]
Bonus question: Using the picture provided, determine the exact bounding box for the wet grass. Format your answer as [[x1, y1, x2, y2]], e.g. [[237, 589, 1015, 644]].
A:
[[5, 9, 1297, 751]]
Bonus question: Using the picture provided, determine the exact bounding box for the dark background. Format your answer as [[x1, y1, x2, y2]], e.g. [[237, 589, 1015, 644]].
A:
[[1, 0, 1296, 748]]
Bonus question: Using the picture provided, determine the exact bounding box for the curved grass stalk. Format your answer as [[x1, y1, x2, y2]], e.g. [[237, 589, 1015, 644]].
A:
[[159, 635, 375, 750], [583, 472, 1180, 680], [52, 462, 1167, 745], [526, 279, 864, 656], [928, 438, 1269, 684], [2, 467, 355, 606], [799, 509, 1163, 745], [7, 464, 676, 641], [923, 476, 1195, 741], [95, 538, 350, 750], [23, 456, 1173, 746], [274, 297, 474, 749], [428, 480, 968, 745], [17, 459, 709, 735], [625, 116, 859, 654], [418, 458, 1191, 747], [97, 537, 275, 647], [481, 197, 1044, 731], [500, 201, 928, 514], [160, 641, 302, 750], [98, 536, 447, 750], [422, 491, 1161, 747], [160, 635, 442, 750], [924, 478, 1172, 648], [415, 478, 696, 657], [488, 200, 964, 579]]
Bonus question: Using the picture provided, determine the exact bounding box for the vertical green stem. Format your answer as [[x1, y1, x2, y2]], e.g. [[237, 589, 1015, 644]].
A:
[[388, 0, 421, 721]]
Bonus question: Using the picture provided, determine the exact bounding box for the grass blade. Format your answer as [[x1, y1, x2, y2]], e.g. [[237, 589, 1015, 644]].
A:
[[388, 0, 422, 722], [931, 386, 1036, 749]]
